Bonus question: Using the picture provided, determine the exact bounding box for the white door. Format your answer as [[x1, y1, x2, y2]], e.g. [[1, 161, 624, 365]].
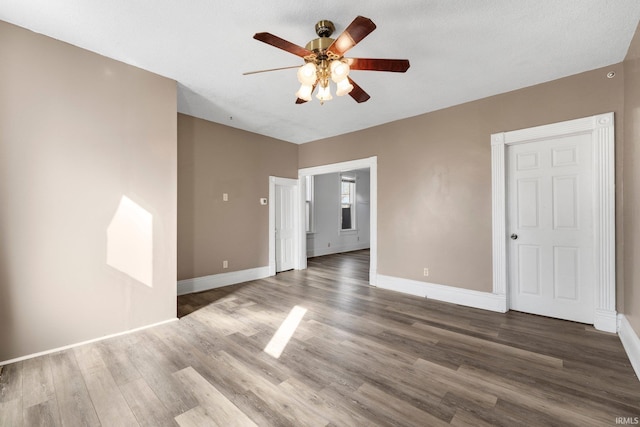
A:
[[508, 133, 595, 324], [275, 184, 295, 272]]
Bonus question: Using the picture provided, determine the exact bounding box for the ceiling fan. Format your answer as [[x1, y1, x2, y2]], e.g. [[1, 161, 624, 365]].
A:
[[245, 16, 410, 104]]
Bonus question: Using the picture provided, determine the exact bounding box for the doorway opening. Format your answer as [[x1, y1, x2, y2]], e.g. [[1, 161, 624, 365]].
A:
[[305, 168, 371, 258], [299, 157, 378, 286]]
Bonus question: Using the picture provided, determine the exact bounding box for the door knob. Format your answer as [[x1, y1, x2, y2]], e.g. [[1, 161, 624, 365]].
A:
[[510, 233, 518, 240]]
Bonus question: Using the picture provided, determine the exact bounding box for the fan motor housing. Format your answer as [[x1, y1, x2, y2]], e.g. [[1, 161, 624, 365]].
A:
[[315, 20, 335, 37], [305, 37, 334, 52], [305, 20, 335, 53]]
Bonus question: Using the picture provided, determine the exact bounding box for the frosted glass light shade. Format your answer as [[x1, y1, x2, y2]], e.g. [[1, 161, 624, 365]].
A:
[[335, 78, 354, 96], [295, 84, 313, 101], [316, 85, 333, 102], [330, 60, 350, 83], [297, 63, 318, 85]]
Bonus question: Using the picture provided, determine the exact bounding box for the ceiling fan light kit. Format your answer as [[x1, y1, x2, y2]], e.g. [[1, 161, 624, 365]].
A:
[[247, 16, 410, 104]]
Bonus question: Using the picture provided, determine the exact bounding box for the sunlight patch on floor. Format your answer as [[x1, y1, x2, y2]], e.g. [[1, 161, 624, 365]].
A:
[[264, 305, 307, 358]]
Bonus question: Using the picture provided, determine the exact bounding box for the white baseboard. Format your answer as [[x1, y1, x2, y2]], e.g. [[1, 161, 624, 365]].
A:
[[0, 318, 178, 366], [376, 274, 508, 313], [177, 266, 270, 296], [594, 308, 618, 333], [618, 314, 640, 381], [307, 243, 370, 258]]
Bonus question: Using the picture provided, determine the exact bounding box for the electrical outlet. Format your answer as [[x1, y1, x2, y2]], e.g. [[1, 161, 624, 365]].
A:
[[328, 242, 331, 247], [423, 268, 429, 276], [223, 193, 228, 202], [223, 260, 228, 269]]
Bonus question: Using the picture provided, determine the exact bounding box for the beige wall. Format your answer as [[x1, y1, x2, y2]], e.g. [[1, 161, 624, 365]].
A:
[[299, 64, 625, 300], [3, 16, 633, 363], [177, 114, 298, 281], [624, 24, 640, 333], [0, 21, 177, 362]]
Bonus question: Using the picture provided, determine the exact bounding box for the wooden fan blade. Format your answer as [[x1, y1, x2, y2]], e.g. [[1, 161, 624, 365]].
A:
[[253, 32, 313, 58], [347, 77, 370, 103], [243, 65, 301, 76], [346, 58, 410, 72], [327, 16, 376, 56]]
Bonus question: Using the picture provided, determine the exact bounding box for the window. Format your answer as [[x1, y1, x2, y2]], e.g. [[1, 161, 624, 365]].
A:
[[305, 175, 314, 233], [341, 176, 356, 231]]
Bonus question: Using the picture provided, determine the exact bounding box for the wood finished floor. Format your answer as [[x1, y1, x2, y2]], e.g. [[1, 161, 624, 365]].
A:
[[1, 249, 639, 426]]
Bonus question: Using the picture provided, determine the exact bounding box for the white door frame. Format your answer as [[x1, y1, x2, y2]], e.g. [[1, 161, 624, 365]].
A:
[[269, 176, 300, 276], [490, 113, 616, 332], [298, 156, 378, 286]]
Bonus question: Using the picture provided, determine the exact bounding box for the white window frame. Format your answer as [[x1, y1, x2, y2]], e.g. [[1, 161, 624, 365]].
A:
[[340, 175, 357, 233], [305, 175, 315, 234]]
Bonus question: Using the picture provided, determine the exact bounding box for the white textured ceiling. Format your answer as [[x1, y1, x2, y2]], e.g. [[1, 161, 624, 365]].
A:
[[2, 1, 639, 144]]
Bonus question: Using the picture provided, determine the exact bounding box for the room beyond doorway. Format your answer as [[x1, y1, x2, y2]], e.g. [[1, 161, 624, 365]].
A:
[[305, 168, 371, 258], [298, 156, 378, 286]]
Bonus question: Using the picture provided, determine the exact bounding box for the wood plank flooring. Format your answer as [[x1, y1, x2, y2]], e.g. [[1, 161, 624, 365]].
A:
[[1, 249, 639, 426]]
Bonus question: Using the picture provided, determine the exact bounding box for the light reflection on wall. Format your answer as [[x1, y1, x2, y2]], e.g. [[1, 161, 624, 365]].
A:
[[107, 195, 153, 287], [264, 305, 307, 359]]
